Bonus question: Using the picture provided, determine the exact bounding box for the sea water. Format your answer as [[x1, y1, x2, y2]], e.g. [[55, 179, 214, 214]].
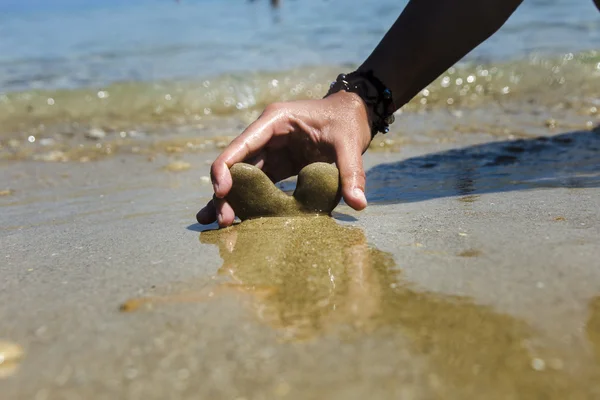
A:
[[0, 0, 598, 158]]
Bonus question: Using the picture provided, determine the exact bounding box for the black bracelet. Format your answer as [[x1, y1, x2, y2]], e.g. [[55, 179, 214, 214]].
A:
[[325, 70, 396, 138]]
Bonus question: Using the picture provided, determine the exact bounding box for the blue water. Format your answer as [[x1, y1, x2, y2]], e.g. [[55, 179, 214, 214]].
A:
[[1, 0, 599, 92]]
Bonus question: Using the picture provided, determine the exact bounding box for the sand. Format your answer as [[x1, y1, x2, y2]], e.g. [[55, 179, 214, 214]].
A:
[[1, 128, 600, 399]]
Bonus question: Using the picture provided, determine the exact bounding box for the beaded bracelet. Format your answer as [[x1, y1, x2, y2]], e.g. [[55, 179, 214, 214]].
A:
[[325, 70, 396, 138]]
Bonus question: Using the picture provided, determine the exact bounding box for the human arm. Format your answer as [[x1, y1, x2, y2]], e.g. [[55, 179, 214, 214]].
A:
[[358, 0, 524, 108], [198, 0, 524, 227]]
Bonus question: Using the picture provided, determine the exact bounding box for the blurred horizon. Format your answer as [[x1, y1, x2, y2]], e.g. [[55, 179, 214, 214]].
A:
[[1, 0, 158, 13]]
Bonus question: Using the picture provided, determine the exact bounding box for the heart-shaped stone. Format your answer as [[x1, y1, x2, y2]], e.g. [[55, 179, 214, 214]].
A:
[[223, 162, 342, 220]]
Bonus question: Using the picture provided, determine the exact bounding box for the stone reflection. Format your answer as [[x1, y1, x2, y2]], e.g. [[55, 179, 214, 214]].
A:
[[201, 217, 389, 340], [198, 216, 596, 398]]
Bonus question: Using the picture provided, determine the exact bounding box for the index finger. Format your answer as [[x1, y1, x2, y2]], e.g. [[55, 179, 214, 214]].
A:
[[211, 107, 285, 198]]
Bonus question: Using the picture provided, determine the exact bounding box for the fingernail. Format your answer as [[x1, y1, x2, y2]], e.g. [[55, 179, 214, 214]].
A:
[[212, 182, 220, 195], [216, 212, 223, 226], [353, 188, 367, 205]]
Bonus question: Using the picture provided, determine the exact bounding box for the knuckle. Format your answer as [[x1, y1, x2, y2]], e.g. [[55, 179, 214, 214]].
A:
[[340, 168, 358, 181], [356, 174, 366, 189], [339, 158, 365, 185], [241, 140, 253, 157], [303, 124, 322, 143], [357, 170, 366, 182], [264, 102, 293, 123], [210, 162, 220, 179], [264, 102, 284, 115], [353, 170, 366, 183]]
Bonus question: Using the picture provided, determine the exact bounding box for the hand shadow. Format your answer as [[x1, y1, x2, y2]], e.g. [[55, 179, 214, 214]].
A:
[[366, 127, 600, 204], [187, 222, 219, 233], [188, 129, 598, 229]]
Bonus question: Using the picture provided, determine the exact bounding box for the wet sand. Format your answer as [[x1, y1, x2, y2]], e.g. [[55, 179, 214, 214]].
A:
[[1, 126, 600, 399]]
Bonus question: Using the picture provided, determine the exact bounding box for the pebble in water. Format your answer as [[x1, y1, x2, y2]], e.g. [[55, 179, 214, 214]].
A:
[[85, 128, 106, 140], [0, 340, 24, 378], [164, 160, 191, 172], [33, 150, 68, 162], [531, 358, 546, 371], [223, 162, 341, 220]]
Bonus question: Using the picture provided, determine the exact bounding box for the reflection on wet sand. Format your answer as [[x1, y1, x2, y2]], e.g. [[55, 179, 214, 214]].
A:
[[200, 217, 600, 398], [124, 216, 600, 398]]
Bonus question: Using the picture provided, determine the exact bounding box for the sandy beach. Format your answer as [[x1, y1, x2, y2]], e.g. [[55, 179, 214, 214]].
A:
[[2, 0, 600, 398], [2, 120, 600, 398]]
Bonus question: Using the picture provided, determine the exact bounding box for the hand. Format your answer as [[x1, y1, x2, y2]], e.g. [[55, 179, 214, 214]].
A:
[[196, 91, 372, 227]]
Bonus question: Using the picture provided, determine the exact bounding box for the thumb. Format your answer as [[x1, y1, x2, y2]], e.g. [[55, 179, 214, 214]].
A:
[[335, 141, 367, 210]]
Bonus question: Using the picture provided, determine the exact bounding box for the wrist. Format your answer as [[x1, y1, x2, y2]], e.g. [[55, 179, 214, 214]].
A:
[[325, 71, 396, 139], [325, 91, 372, 150]]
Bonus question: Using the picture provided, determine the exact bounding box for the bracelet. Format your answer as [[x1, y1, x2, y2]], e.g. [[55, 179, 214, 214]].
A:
[[325, 70, 396, 138]]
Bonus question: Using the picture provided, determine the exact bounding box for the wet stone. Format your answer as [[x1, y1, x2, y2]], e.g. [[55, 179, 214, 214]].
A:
[[85, 128, 106, 140], [224, 162, 341, 221], [164, 160, 191, 172], [0, 340, 24, 379]]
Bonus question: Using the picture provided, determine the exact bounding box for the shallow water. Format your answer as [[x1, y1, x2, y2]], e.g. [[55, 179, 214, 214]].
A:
[[1, 54, 598, 162], [0, 0, 599, 161], [2, 143, 600, 399], [120, 216, 600, 399], [2, 0, 599, 92], [1, 3, 600, 396]]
